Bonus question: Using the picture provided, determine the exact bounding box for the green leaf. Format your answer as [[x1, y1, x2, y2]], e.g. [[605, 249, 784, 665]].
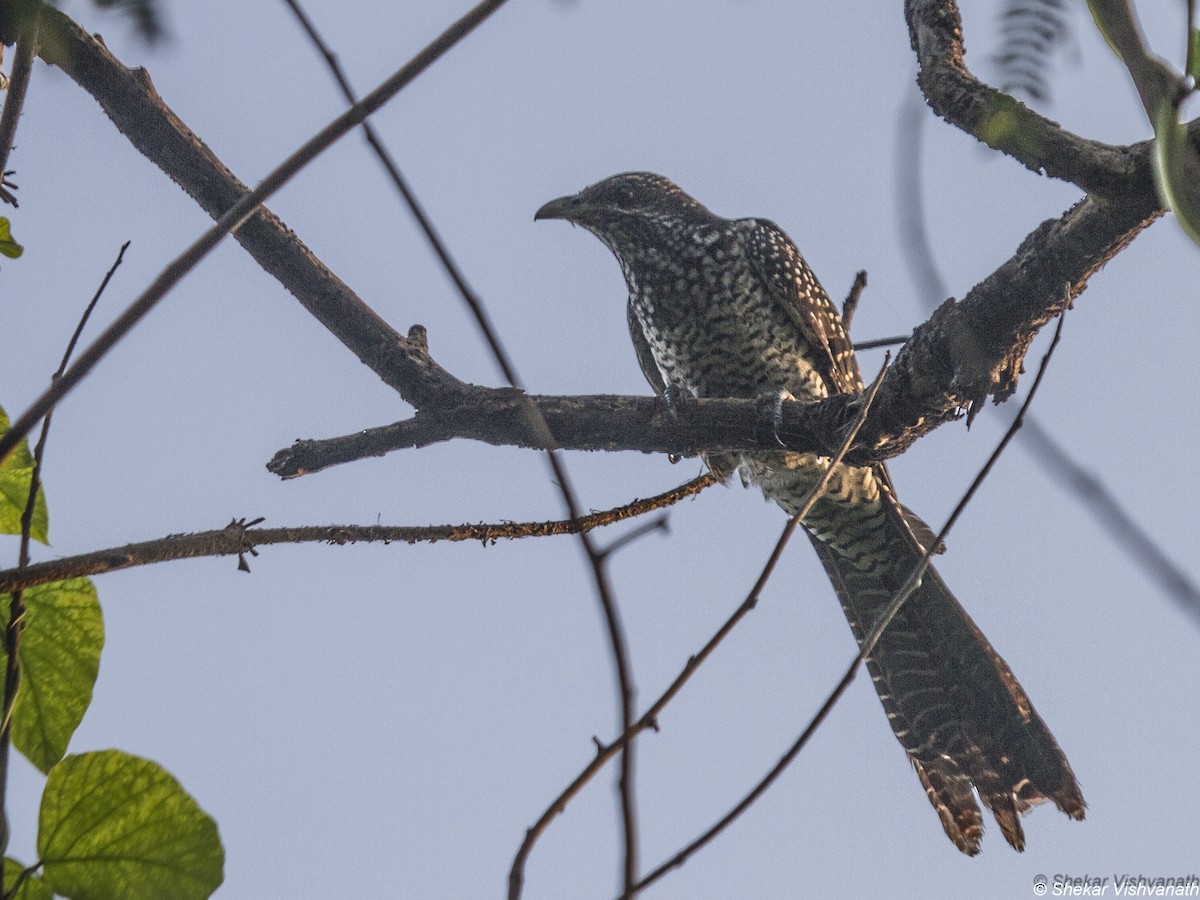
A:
[[1152, 97, 1200, 247], [1189, 28, 1200, 81], [0, 405, 48, 544], [0, 579, 104, 772], [0, 472, 48, 544], [0, 218, 21, 259], [0, 407, 34, 470], [3, 858, 52, 900], [39, 751, 224, 900]]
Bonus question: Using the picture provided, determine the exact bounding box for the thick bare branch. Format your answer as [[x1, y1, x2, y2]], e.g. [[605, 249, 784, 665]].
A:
[[906, 0, 1152, 197], [270, 191, 1159, 473], [31, 2, 491, 412], [24, 3, 1162, 492]]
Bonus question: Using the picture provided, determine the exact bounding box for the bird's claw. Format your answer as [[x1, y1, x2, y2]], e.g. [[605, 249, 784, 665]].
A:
[[662, 383, 692, 421], [757, 388, 793, 448]]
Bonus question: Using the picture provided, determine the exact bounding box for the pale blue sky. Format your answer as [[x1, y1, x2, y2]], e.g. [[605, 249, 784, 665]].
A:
[[3, 1, 1198, 898]]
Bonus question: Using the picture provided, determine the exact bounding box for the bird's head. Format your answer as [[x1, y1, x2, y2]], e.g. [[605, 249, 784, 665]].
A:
[[535, 173, 717, 254]]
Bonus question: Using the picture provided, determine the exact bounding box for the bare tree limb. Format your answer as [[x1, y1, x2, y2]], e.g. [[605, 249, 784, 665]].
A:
[[12, 4, 1162, 488], [0, 9, 38, 203], [0, 475, 715, 596], [0, 0, 515, 464], [906, 0, 1155, 197], [268, 189, 1158, 472]]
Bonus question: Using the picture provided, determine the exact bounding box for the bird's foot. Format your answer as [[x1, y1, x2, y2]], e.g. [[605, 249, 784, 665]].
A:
[[661, 383, 695, 421], [661, 384, 695, 464], [756, 388, 795, 448]]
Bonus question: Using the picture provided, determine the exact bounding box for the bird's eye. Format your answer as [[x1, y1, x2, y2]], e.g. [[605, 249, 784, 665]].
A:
[[605, 184, 639, 208]]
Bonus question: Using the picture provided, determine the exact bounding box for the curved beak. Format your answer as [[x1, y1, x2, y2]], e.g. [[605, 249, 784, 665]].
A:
[[534, 193, 583, 222]]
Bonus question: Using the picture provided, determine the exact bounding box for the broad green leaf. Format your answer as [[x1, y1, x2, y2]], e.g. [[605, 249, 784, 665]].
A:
[[3, 858, 52, 900], [0, 579, 103, 772], [0, 471, 48, 544], [0, 406, 48, 544], [39, 751, 224, 900], [0, 219, 21, 259], [1153, 98, 1200, 247], [0, 408, 34, 470]]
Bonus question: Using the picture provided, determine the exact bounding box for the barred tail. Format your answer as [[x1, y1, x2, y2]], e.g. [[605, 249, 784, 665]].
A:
[[806, 486, 1086, 853]]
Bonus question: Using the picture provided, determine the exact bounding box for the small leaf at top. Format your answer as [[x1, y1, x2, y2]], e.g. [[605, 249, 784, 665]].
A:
[[0, 218, 22, 259]]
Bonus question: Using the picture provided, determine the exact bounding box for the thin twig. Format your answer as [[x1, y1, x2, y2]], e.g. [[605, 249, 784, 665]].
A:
[[0, 0, 512, 465], [0, 11, 38, 194], [626, 313, 1064, 896], [840, 270, 867, 330], [1188, 0, 1198, 84], [280, 3, 643, 888], [280, 0, 522, 390], [0, 241, 125, 895], [510, 523, 798, 900], [857, 310, 1065, 680], [510, 356, 890, 900], [852, 335, 909, 351], [597, 517, 670, 560], [0, 474, 716, 595]]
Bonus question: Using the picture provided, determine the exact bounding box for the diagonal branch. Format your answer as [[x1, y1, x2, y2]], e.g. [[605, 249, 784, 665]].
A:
[[0, 8, 39, 196], [0, 0, 515, 464], [0, 240, 125, 886]]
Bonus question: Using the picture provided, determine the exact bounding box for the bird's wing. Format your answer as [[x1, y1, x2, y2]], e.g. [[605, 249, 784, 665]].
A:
[[626, 300, 667, 397], [627, 299, 738, 481], [739, 218, 863, 395]]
